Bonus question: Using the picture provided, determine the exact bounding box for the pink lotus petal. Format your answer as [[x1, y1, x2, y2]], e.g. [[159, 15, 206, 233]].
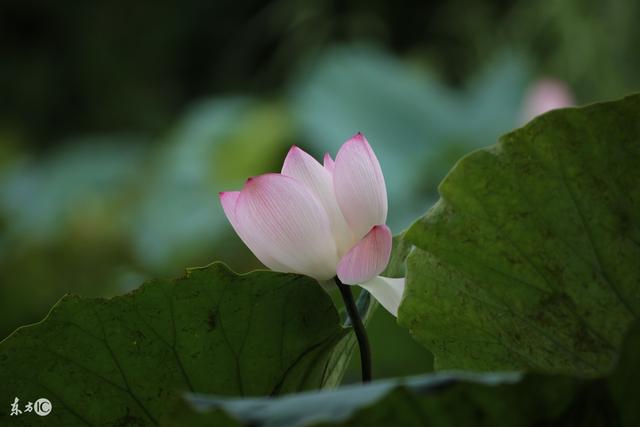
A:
[[323, 153, 335, 172], [359, 276, 405, 317], [334, 133, 388, 240], [337, 224, 392, 284], [281, 146, 332, 195], [219, 191, 241, 229], [282, 146, 354, 256], [235, 173, 338, 280], [219, 191, 291, 272]]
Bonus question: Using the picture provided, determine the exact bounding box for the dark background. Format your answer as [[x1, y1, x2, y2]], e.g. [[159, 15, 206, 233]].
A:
[[4, 0, 638, 146]]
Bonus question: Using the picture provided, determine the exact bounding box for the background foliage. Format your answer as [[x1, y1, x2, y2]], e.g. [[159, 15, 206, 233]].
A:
[[2, 96, 637, 426], [1, 0, 639, 384]]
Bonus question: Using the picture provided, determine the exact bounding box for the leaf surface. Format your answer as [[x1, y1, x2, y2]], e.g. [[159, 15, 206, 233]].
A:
[[399, 94, 640, 375], [0, 263, 352, 426], [169, 324, 640, 427]]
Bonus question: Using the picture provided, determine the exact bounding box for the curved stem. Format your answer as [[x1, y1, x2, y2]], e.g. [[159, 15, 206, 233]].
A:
[[335, 277, 372, 383]]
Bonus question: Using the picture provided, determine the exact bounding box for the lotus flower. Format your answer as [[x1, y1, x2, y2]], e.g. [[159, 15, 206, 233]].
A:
[[521, 78, 574, 123], [219, 133, 404, 316]]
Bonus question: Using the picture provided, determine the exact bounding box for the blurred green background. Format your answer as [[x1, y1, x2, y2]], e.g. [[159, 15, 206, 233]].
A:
[[1, 0, 639, 382]]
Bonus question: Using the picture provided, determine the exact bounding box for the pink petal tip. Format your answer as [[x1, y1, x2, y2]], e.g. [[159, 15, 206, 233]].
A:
[[337, 224, 392, 284]]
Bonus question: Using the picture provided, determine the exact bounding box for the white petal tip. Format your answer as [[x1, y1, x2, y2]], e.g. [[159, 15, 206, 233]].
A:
[[360, 276, 405, 317]]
